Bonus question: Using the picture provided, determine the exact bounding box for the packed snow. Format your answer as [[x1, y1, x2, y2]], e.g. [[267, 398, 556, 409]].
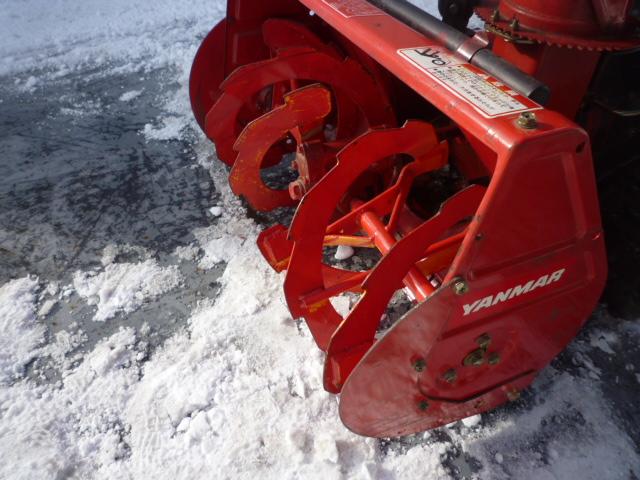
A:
[[73, 259, 183, 322], [1, 0, 639, 479], [334, 245, 356, 261], [119, 89, 144, 102], [0, 277, 46, 384]]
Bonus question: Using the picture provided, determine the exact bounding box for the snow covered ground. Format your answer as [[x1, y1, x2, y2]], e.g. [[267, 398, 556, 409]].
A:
[[1, 1, 639, 479]]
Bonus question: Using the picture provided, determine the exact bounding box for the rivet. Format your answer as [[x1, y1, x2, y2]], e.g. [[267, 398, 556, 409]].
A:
[[476, 333, 491, 350], [517, 112, 538, 129], [476, 333, 491, 349], [463, 348, 486, 367], [413, 358, 427, 373], [418, 400, 430, 411], [488, 352, 501, 365], [443, 369, 458, 383], [452, 279, 469, 296]]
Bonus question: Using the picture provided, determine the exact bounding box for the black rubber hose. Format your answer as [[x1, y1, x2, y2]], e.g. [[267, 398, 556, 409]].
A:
[[367, 0, 551, 105]]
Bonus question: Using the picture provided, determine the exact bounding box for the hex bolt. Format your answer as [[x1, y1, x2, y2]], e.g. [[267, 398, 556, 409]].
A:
[[461, 334, 492, 367], [463, 348, 486, 367], [452, 279, 469, 296], [476, 333, 491, 349], [517, 112, 538, 129], [289, 179, 307, 200], [488, 352, 501, 365], [443, 369, 458, 383], [413, 358, 427, 373], [418, 400, 430, 411]]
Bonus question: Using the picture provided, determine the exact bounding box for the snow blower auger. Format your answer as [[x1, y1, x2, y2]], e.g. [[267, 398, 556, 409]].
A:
[[190, 0, 640, 437]]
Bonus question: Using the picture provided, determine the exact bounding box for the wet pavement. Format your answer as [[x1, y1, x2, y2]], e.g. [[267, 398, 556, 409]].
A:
[[0, 68, 213, 281], [0, 67, 224, 372]]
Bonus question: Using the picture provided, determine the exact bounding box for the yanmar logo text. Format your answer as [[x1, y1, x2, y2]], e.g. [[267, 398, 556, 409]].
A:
[[463, 269, 566, 316]]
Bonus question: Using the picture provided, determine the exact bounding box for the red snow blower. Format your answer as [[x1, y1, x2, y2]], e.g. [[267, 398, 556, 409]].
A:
[[189, 0, 640, 437]]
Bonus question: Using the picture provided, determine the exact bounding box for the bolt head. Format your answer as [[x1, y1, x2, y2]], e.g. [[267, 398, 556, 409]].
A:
[[476, 333, 491, 349], [413, 358, 427, 373], [517, 112, 538, 129], [488, 352, 501, 365], [463, 348, 486, 367], [452, 279, 469, 296], [443, 369, 458, 383]]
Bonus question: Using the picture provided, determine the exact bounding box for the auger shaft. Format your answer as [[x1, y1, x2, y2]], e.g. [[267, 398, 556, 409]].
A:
[[358, 209, 435, 302]]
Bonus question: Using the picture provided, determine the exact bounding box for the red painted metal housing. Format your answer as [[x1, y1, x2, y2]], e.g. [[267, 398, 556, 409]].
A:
[[190, 0, 611, 437], [298, 0, 607, 437]]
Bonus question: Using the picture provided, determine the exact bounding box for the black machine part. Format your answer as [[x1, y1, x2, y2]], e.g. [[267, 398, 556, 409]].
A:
[[579, 47, 640, 317], [438, 0, 477, 32]]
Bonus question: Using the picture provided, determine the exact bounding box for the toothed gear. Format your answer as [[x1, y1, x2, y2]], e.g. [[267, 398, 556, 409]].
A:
[[476, 7, 640, 51]]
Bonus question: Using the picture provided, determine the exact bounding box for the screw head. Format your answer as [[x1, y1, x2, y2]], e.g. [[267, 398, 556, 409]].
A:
[[463, 348, 486, 367], [517, 112, 538, 129], [476, 333, 491, 349], [488, 352, 501, 365], [289, 179, 307, 200], [443, 369, 458, 383], [413, 358, 427, 373], [418, 400, 430, 411], [452, 279, 469, 296]]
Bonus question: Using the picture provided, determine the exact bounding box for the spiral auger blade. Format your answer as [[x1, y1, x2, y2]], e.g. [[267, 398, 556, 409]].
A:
[[268, 121, 485, 359], [272, 120, 490, 437], [189, 18, 228, 131], [191, 16, 395, 214], [189, 18, 338, 134], [229, 84, 337, 212], [205, 46, 394, 167]]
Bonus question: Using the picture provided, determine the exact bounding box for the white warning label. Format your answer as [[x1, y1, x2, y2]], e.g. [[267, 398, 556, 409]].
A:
[[399, 47, 540, 118], [400, 47, 465, 69]]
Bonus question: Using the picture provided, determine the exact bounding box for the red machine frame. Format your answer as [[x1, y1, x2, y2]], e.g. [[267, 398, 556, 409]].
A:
[[191, 0, 610, 437]]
